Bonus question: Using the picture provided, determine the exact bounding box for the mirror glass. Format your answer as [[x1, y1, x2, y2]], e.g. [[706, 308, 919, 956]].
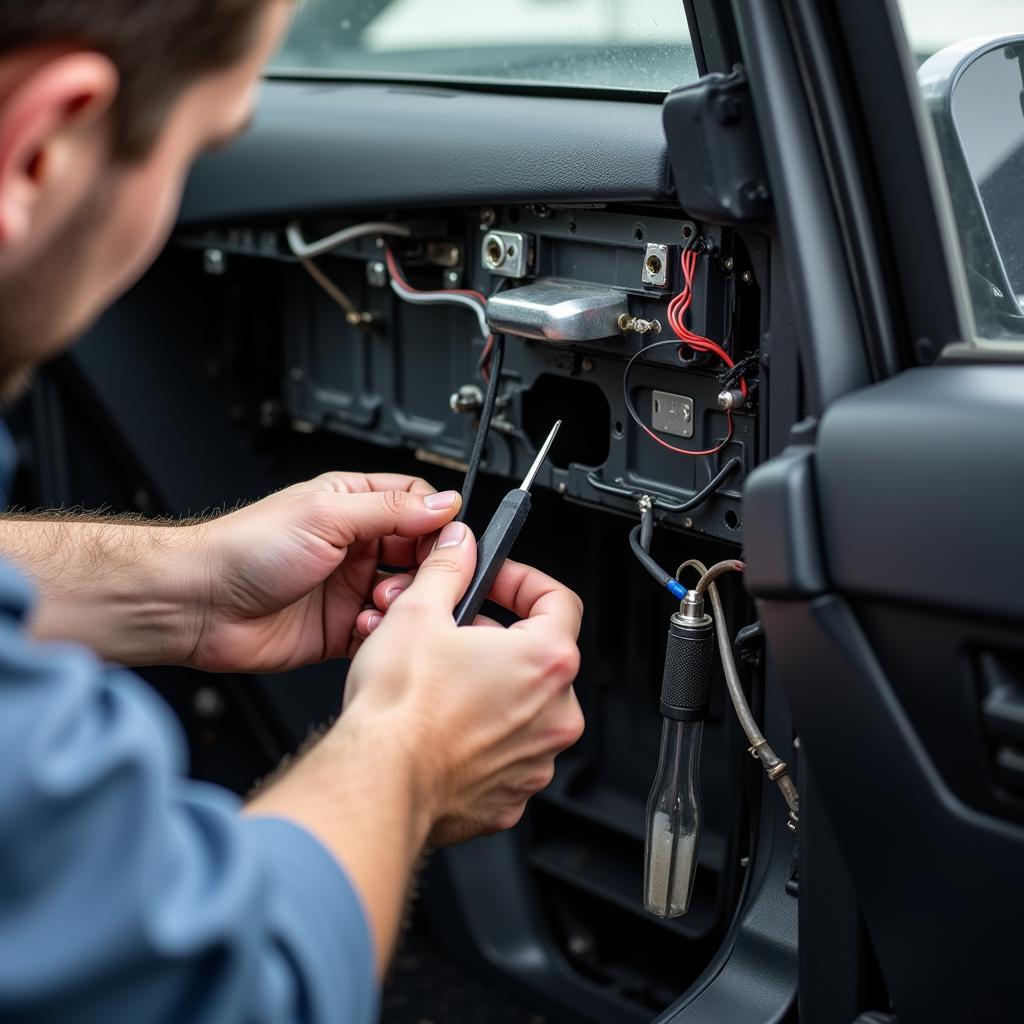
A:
[[950, 43, 1024, 305]]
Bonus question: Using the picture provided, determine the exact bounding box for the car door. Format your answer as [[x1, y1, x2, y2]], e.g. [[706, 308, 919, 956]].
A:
[[21, 0, 1023, 1022], [19, 4, 802, 1023], [735, 1, 1024, 1022]]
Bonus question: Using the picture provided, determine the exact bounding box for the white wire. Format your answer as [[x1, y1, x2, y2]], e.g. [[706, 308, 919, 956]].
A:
[[389, 277, 490, 339], [286, 220, 411, 259]]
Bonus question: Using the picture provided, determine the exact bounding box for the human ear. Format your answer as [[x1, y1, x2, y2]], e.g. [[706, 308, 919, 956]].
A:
[[0, 52, 118, 246]]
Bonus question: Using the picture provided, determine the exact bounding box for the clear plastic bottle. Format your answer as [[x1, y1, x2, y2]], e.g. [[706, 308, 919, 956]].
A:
[[643, 717, 703, 918]]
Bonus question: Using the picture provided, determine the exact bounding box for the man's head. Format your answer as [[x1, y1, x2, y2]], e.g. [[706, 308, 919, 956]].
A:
[[0, 1, 293, 396]]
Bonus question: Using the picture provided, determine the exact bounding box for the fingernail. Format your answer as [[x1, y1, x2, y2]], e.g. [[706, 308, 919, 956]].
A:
[[424, 490, 459, 510], [366, 613, 383, 633], [385, 586, 405, 606], [435, 522, 467, 549]]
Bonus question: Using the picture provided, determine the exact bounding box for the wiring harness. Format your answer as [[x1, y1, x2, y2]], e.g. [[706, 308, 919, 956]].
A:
[[286, 220, 502, 519], [630, 499, 800, 830], [681, 559, 800, 831], [623, 240, 752, 457]]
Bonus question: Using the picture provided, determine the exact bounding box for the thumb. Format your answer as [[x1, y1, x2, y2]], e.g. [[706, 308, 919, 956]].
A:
[[319, 489, 462, 546], [393, 522, 477, 618]]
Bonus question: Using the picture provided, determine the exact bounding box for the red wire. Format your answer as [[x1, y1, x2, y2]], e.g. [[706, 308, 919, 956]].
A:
[[478, 334, 495, 382], [636, 415, 734, 457], [622, 245, 748, 457], [383, 248, 487, 305], [622, 339, 735, 456], [384, 247, 493, 380], [667, 249, 748, 399]]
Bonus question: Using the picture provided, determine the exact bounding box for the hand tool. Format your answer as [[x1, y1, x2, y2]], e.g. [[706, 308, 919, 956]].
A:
[[453, 420, 561, 626]]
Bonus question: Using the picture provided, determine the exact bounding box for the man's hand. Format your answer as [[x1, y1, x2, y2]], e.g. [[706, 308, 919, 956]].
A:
[[0, 472, 462, 671], [345, 520, 585, 842], [187, 472, 462, 673], [248, 521, 584, 968]]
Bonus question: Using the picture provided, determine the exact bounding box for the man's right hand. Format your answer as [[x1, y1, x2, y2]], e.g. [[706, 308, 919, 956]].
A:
[[343, 520, 585, 845], [247, 519, 583, 973]]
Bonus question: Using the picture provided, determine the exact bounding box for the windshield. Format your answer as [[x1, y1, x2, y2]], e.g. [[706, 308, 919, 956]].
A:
[[272, 0, 698, 93]]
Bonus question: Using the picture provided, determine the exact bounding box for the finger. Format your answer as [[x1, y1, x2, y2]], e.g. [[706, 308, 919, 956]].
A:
[[356, 603, 499, 637], [415, 531, 438, 567], [315, 488, 462, 549], [354, 608, 385, 637], [484, 559, 584, 641], [311, 472, 437, 497], [470, 614, 503, 629], [388, 521, 477, 620], [371, 573, 415, 612]]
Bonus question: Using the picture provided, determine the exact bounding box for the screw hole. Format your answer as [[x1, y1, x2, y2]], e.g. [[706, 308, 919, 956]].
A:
[[645, 254, 663, 276], [613, 419, 624, 437], [634, 224, 646, 241], [568, 219, 577, 234], [682, 224, 695, 239], [724, 509, 740, 530]]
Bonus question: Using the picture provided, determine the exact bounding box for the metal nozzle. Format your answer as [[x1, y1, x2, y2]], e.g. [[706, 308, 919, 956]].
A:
[[519, 420, 562, 492], [676, 591, 706, 624]]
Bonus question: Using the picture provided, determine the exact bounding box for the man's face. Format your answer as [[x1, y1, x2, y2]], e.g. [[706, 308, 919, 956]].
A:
[[0, 1, 292, 396]]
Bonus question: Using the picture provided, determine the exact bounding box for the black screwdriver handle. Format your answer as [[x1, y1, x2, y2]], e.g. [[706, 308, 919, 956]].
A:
[[453, 490, 531, 626]]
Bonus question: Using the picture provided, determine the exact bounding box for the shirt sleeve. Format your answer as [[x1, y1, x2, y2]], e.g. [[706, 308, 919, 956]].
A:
[[0, 583, 377, 1024]]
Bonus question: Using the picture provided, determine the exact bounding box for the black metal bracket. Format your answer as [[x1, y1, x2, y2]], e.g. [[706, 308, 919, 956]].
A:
[[662, 66, 772, 225]]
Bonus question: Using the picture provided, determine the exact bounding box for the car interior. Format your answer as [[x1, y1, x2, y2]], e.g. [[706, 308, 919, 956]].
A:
[[9, 1, 1024, 1022]]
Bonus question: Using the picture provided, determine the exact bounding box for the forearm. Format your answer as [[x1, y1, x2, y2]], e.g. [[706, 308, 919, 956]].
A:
[[0, 515, 206, 666], [245, 713, 431, 976]]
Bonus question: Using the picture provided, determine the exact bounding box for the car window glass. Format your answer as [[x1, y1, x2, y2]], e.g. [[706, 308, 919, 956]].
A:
[[271, 0, 697, 93]]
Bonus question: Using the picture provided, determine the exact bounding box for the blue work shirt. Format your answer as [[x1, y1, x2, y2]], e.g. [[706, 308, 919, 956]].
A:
[[0, 425, 376, 1023]]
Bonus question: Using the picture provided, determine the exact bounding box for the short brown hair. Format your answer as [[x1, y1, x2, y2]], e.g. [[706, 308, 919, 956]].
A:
[[0, 2, 274, 159]]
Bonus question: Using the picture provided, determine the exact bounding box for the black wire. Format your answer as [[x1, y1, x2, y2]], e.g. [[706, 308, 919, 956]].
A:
[[586, 457, 741, 513], [622, 338, 734, 457], [720, 352, 760, 390], [457, 332, 505, 524], [628, 500, 679, 591], [629, 523, 675, 591]]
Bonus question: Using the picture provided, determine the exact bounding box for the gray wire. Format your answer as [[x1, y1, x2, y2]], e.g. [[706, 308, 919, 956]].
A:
[[388, 277, 490, 339], [286, 220, 411, 259], [676, 559, 800, 826]]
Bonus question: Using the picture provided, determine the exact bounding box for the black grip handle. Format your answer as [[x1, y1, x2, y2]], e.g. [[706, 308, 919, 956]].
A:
[[660, 617, 715, 721], [454, 490, 531, 626]]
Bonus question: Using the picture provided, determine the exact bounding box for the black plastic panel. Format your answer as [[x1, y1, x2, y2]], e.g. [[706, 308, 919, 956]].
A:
[[759, 596, 1022, 1024], [815, 365, 1024, 621], [180, 81, 673, 223], [179, 205, 761, 543]]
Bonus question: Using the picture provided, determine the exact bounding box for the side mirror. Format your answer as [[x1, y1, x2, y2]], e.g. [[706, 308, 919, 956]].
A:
[[920, 35, 1024, 336]]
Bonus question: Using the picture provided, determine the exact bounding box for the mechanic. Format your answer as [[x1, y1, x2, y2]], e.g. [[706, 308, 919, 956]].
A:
[[0, 3, 585, 1022]]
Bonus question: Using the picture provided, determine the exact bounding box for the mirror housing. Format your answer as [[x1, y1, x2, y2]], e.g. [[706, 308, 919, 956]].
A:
[[920, 35, 1024, 337]]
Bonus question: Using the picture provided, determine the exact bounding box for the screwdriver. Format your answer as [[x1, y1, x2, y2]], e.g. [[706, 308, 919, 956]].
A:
[[454, 420, 562, 626]]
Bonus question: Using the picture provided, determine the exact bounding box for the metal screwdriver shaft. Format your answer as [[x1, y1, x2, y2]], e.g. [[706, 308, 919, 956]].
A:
[[453, 421, 562, 626]]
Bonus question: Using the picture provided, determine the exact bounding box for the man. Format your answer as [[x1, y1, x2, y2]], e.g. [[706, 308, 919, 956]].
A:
[[0, 3, 584, 1022]]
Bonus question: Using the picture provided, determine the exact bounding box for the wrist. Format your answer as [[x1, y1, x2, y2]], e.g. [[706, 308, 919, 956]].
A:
[[0, 517, 212, 667]]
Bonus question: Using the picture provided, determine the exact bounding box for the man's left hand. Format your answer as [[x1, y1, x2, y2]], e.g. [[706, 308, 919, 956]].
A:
[[185, 472, 460, 673]]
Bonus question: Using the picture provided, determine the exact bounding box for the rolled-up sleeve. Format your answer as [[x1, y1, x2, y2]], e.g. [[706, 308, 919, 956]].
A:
[[0, 570, 376, 1024]]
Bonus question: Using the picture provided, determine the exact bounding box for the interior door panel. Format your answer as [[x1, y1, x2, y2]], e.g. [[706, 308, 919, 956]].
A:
[[747, 365, 1024, 1022]]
